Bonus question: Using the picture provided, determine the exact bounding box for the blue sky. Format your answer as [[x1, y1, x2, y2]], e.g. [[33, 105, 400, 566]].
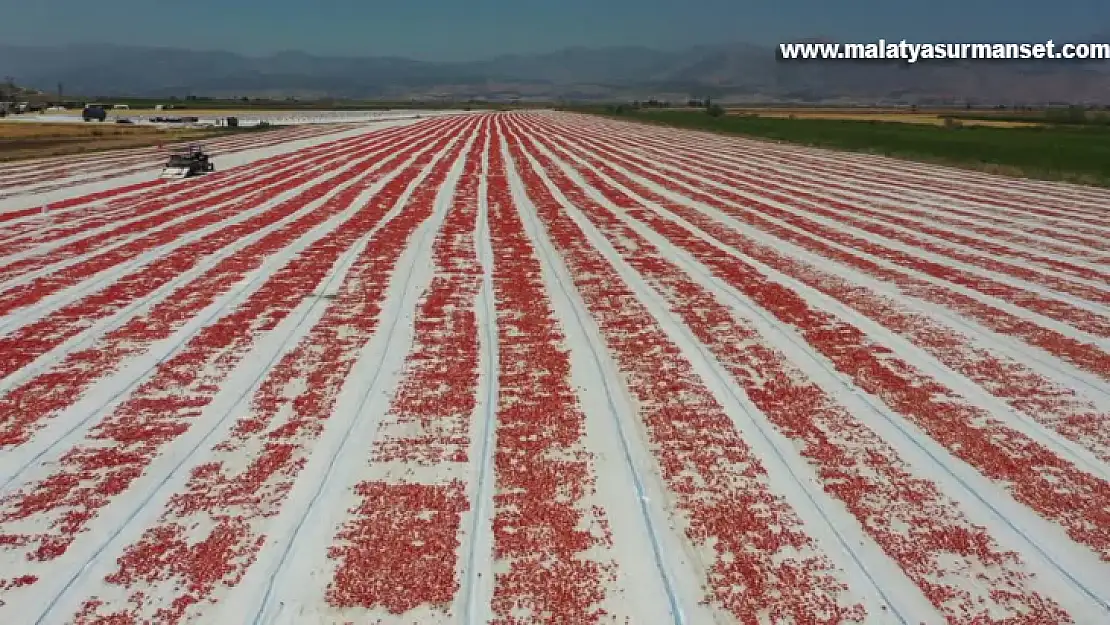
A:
[[0, 0, 1107, 61]]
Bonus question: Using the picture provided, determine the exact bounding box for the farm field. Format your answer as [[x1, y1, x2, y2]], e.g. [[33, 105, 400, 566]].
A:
[[8, 109, 464, 126], [604, 108, 1110, 187], [0, 110, 1107, 624], [0, 110, 464, 163], [0, 122, 261, 163], [724, 107, 1044, 127]]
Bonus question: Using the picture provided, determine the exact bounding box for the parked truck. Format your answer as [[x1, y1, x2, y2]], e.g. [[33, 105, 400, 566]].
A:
[[82, 105, 107, 122]]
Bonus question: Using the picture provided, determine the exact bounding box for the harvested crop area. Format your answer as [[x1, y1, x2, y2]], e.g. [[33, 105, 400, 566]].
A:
[[0, 122, 259, 163], [0, 110, 1107, 625]]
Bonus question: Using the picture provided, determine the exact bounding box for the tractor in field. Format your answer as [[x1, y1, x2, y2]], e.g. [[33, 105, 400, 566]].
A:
[[159, 143, 215, 179]]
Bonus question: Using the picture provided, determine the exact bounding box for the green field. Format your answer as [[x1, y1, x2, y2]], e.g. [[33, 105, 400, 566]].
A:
[[586, 108, 1110, 187], [948, 107, 1110, 126]]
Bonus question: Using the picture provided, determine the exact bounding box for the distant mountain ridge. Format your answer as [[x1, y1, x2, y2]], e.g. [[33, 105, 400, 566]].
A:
[[1, 40, 1108, 104]]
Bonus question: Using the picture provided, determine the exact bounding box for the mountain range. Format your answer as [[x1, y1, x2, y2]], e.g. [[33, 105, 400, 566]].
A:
[[2, 39, 1109, 104]]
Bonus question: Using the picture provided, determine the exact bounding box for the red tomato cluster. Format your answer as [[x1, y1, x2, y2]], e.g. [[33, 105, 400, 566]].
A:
[[586, 123, 1110, 299], [1, 109, 1105, 623], [328, 481, 469, 613], [0, 119, 427, 299], [629, 126, 1109, 280], [0, 182, 162, 228], [666, 161, 1110, 337], [532, 123, 1110, 465], [484, 121, 616, 624], [99, 521, 260, 623], [538, 116, 1110, 557], [508, 114, 1084, 622], [568, 129, 1110, 380], [772, 152, 1110, 235], [0, 121, 456, 451], [502, 119, 870, 624], [576, 113, 1110, 239], [0, 117, 461, 609], [0, 129, 417, 378], [67, 118, 477, 623], [0, 131, 330, 253], [371, 121, 486, 468], [324, 120, 489, 615]]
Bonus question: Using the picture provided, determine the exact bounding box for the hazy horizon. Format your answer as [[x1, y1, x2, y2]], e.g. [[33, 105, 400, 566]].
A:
[[1, 0, 1108, 62]]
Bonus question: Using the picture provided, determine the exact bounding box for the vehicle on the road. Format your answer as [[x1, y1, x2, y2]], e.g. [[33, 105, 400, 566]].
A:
[[82, 105, 107, 122]]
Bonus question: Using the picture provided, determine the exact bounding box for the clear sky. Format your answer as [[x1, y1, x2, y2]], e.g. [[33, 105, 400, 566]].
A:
[[0, 0, 1107, 61]]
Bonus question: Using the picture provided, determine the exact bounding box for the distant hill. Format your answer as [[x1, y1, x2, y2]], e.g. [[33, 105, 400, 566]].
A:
[[1, 40, 1109, 104]]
